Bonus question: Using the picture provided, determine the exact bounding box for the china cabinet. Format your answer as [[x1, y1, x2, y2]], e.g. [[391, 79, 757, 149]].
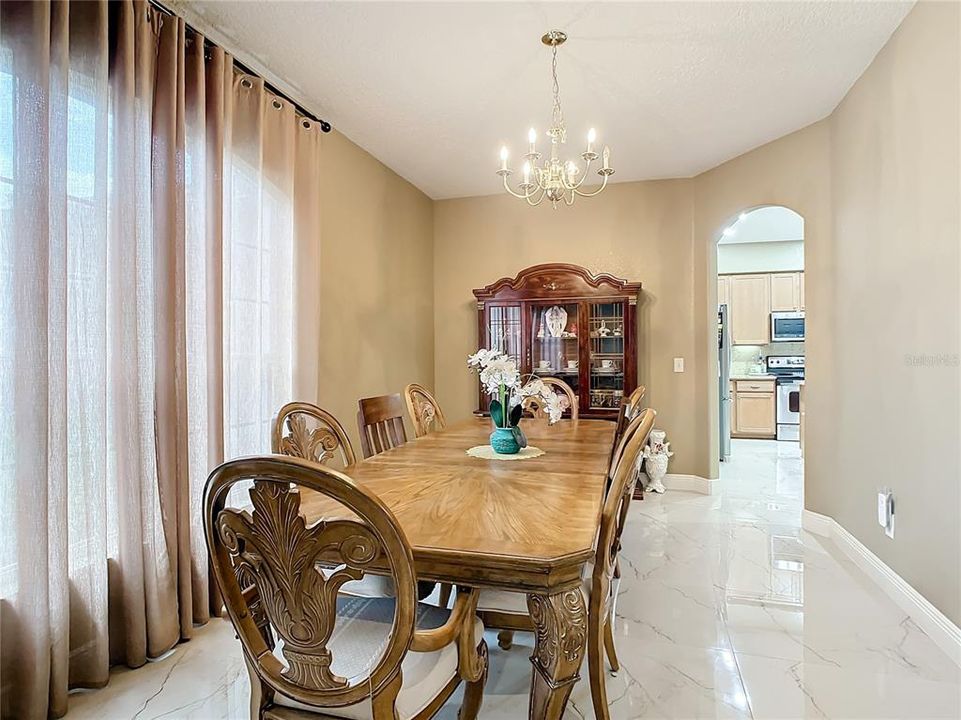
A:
[[473, 263, 642, 419]]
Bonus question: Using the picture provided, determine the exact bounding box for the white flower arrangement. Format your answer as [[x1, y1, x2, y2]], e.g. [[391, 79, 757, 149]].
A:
[[468, 348, 564, 426]]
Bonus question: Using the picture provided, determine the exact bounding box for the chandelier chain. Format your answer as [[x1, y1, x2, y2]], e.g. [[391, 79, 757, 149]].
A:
[[550, 42, 565, 133]]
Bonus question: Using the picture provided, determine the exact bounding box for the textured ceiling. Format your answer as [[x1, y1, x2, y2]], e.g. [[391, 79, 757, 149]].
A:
[[172, 1, 913, 200]]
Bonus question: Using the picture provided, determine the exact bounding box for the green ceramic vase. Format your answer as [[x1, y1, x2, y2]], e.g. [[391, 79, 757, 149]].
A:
[[489, 426, 521, 455]]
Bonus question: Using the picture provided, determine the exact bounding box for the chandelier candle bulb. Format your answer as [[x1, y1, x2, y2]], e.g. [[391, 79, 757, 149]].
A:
[[587, 128, 596, 154], [523, 161, 531, 184], [528, 128, 537, 154], [602, 146, 611, 171], [499, 146, 509, 173]]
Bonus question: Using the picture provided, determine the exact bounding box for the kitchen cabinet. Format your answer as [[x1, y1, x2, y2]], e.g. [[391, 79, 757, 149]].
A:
[[770, 273, 800, 311], [719, 271, 804, 345], [731, 378, 776, 438], [729, 274, 771, 345], [718, 275, 730, 308]]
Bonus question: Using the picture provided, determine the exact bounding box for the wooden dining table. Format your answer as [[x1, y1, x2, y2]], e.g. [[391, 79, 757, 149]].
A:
[[299, 415, 614, 720]]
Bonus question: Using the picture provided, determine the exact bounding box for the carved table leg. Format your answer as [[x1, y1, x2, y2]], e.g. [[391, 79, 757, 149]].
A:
[[526, 587, 588, 720]]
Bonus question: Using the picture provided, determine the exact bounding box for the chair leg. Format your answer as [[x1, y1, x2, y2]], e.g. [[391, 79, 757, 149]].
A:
[[438, 583, 453, 609], [603, 615, 620, 674], [588, 611, 611, 720], [496, 629, 514, 650], [458, 640, 489, 719]]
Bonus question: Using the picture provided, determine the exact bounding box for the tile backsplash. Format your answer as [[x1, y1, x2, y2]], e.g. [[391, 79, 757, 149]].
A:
[[731, 342, 805, 375]]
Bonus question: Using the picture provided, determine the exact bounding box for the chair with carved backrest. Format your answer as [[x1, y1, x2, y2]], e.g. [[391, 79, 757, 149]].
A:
[[611, 386, 645, 452], [474, 409, 655, 720], [204, 456, 488, 720], [404, 384, 447, 438], [607, 385, 647, 499], [273, 402, 399, 601], [521, 377, 579, 420], [586, 407, 656, 720], [357, 394, 409, 459], [272, 401, 357, 467]]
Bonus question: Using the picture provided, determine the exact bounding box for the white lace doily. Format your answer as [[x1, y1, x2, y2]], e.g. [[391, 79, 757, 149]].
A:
[[465, 445, 545, 461]]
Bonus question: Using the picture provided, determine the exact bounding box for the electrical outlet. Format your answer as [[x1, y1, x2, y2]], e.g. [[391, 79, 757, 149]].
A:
[[673, 357, 684, 373], [877, 490, 895, 539]]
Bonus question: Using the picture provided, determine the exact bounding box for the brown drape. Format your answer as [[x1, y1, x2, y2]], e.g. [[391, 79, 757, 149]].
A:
[[0, 1, 322, 717]]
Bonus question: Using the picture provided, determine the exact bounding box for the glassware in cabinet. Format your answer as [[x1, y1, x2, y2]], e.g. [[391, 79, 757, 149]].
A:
[[588, 301, 625, 410]]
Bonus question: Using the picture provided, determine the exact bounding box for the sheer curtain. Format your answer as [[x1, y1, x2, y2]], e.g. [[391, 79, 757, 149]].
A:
[[0, 2, 321, 717]]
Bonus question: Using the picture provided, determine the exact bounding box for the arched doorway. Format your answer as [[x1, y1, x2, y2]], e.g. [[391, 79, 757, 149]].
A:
[[715, 206, 805, 495]]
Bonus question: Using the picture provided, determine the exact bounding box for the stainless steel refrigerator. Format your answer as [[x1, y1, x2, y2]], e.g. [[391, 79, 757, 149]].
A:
[[718, 304, 731, 462]]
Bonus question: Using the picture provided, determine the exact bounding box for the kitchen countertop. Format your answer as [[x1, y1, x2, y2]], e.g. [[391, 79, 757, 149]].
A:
[[730, 374, 776, 381]]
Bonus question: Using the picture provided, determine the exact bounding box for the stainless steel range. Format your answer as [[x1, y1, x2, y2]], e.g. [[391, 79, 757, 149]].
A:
[[766, 355, 804, 441]]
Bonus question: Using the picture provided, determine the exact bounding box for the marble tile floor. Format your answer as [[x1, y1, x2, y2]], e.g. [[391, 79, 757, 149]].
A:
[[69, 439, 960, 719]]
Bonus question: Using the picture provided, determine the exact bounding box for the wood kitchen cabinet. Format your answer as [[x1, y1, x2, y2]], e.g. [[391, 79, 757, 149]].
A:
[[731, 378, 776, 438], [719, 270, 804, 345], [718, 275, 730, 308], [770, 272, 804, 311], [729, 274, 771, 345]]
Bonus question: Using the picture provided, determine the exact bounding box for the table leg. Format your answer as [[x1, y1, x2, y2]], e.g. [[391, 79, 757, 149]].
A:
[[526, 587, 588, 720]]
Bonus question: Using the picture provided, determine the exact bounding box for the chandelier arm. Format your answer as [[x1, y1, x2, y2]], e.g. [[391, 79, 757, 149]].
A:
[[526, 188, 546, 207], [502, 174, 535, 200], [563, 192, 576, 206], [572, 173, 610, 198]]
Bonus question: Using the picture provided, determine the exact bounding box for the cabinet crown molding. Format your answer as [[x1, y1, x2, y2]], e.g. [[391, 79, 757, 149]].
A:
[[473, 263, 641, 302]]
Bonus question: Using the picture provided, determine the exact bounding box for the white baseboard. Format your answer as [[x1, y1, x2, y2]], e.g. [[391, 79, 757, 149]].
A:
[[800, 509, 835, 537], [662, 473, 718, 495], [802, 509, 961, 668]]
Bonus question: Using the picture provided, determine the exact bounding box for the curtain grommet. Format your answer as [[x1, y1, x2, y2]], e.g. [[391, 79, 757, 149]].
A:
[[272, 99, 283, 110], [240, 77, 253, 90]]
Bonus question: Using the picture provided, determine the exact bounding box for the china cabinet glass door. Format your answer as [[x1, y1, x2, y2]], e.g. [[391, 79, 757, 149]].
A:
[[530, 302, 581, 404], [588, 301, 626, 410], [487, 304, 522, 365]]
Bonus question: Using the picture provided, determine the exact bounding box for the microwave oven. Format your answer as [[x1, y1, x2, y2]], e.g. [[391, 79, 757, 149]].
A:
[[771, 311, 805, 342]]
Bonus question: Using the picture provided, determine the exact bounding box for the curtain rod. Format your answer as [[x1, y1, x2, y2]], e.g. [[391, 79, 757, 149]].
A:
[[148, 0, 332, 133]]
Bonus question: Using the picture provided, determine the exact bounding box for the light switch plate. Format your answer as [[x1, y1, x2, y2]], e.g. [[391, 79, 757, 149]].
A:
[[673, 357, 684, 373]]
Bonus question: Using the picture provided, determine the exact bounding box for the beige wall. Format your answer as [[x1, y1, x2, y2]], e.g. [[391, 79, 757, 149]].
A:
[[432, 180, 701, 474], [315, 130, 435, 448], [692, 121, 835, 488], [826, 1, 960, 624], [304, 1, 959, 624]]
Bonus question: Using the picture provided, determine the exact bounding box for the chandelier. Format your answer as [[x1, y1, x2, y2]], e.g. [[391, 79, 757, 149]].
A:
[[497, 30, 614, 209]]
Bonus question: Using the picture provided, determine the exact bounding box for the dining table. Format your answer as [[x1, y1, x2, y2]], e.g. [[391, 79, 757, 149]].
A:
[[299, 415, 614, 720]]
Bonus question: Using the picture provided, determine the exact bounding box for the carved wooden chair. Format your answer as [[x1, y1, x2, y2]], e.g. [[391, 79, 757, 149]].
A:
[[357, 394, 408, 458], [404, 384, 447, 438], [521, 377, 579, 420], [607, 385, 647, 486], [272, 401, 356, 467], [204, 455, 488, 720], [273, 401, 402, 600], [475, 409, 656, 720]]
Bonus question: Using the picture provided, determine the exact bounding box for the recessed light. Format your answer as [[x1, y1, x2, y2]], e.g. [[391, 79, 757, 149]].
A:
[[722, 227, 736, 237]]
